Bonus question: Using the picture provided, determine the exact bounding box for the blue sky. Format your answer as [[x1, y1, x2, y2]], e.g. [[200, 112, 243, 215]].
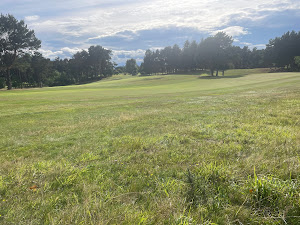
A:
[[1, 0, 300, 65]]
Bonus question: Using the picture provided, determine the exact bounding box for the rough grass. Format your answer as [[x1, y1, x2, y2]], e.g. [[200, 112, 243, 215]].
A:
[[0, 69, 300, 224]]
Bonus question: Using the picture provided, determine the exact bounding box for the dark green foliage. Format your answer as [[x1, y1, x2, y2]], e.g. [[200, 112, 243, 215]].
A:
[[125, 58, 138, 75], [114, 66, 125, 74], [0, 45, 114, 88], [88, 45, 113, 78], [31, 52, 51, 87], [0, 77, 5, 89], [265, 31, 300, 70], [68, 46, 113, 84], [198, 32, 233, 76], [0, 14, 41, 89], [140, 32, 267, 76]]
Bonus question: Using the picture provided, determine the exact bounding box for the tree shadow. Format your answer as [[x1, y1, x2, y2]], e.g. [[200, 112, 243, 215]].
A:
[[198, 74, 249, 79]]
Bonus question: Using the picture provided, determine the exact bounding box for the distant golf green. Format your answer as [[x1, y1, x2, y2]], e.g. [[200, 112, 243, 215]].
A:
[[0, 69, 299, 224]]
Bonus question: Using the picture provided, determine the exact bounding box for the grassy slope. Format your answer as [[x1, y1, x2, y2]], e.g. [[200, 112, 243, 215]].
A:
[[0, 69, 300, 224]]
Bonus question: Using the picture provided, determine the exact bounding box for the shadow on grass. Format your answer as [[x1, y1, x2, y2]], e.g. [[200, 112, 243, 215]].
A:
[[198, 74, 249, 79]]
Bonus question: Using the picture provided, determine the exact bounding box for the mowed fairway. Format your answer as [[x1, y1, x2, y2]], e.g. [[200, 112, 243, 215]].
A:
[[0, 70, 300, 224]]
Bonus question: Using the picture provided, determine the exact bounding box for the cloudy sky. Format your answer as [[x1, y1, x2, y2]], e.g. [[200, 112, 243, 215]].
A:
[[1, 0, 300, 65]]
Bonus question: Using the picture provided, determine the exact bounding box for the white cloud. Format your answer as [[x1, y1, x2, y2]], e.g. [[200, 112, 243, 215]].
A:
[[240, 42, 252, 46], [38, 47, 145, 65], [39, 47, 86, 59], [112, 49, 145, 65], [113, 49, 145, 58], [240, 42, 266, 49], [212, 26, 249, 37], [89, 31, 137, 41], [25, 15, 40, 21], [39, 49, 63, 58], [29, 0, 300, 41], [60, 47, 83, 55]]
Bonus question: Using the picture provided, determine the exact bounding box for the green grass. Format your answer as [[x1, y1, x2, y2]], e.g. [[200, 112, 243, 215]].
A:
[[0, 69, 300, 224]]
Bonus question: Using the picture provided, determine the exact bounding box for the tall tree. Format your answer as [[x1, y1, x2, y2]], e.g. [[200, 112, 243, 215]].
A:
[[143, 50, 155, 75], [182, 40, 191, 71], [265, 31, 300, 70], [198, 32, 233, 76], [31, 52, 51, 87], [12, 53, 31, 88], [170, 44, 181, 73], [70, 50, 89, 83], [125, 58, 138, 75], [88, 45, 112, 79], [0, 14, 41, 89]]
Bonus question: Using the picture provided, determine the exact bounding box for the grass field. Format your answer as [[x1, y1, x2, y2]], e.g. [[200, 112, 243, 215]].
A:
[[0, 69, 300, 224]]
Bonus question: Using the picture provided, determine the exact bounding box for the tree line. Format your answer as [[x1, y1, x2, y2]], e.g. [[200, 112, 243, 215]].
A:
[[0, 49, 114, 89], [1, 13, 300, 89], [137, 31, 300, 76], [0, 14, 114, 89]]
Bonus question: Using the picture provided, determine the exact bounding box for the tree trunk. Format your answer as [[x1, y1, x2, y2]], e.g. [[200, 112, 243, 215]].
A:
[[19, 70, 23, 89], [210, 69, 214, 76], [216, 70, 219, 76], [6, 69, 12, 90], [222, 70, 225, 76]]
